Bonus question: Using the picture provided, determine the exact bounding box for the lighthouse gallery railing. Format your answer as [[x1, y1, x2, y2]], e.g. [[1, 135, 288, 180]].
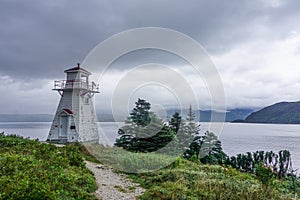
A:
[[53, 80, 99, 93]]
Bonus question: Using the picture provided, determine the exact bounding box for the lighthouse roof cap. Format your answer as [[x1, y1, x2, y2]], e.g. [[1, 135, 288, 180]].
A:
[[64, 63, 91, 75]]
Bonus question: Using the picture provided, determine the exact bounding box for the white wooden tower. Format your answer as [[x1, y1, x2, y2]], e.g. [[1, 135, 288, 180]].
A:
[[47, 63, 99, 143]]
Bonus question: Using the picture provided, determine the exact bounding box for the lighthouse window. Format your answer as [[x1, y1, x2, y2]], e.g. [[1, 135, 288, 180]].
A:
[[81, 75, 88, 83], [70, 125, 76, 130], [84, 97, 89, 105]]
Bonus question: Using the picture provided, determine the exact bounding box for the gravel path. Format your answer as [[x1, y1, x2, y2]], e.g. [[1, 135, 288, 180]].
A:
[[85, 161, 145, 200]]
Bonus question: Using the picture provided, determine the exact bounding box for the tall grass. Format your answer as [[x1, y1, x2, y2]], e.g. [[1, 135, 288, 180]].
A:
[[83, 143, 177, 173], [133, 158, 299, 200]]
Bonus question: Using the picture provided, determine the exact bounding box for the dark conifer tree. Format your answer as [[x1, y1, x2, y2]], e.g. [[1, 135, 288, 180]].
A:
[[115, 98, 176, 153], [169, 112, 182, 133], [181, 105, 201, 158]]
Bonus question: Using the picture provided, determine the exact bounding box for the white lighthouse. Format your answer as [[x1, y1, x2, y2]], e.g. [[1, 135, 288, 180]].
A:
[[47, 63, 99, 143]]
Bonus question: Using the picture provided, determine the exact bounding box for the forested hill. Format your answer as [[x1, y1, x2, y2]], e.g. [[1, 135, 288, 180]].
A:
[[0, 109, 253, 122], [165, 108, 253, 122], [245, 101, 300, 124]]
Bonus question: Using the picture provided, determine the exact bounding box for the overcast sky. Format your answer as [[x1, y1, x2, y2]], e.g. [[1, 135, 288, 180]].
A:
[[1, 0, 300, 114]]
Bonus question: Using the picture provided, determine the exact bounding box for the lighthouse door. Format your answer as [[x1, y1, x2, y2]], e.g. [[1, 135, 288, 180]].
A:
[[60, 116, 68, 137]]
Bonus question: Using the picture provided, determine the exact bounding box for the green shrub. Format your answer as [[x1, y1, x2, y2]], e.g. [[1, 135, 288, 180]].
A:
[[0, 134, 97, 199], [255, 162, 275, 189]]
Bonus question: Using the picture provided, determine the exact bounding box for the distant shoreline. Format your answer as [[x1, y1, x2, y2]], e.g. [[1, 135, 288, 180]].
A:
[[1, 120, 300, 125], [231, 119, 300, 124]]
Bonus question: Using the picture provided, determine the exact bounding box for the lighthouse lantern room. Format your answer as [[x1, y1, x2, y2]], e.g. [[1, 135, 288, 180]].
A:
[[47, 63, 99, 143]]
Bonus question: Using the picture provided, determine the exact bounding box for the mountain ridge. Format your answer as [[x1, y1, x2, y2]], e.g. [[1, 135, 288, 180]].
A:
[[0, 108, 253, 122], [244, 101, 300, 124]]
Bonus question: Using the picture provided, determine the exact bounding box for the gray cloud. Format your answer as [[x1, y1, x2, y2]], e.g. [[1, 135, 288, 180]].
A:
[[1, 0, 298, 79], [1, 0, 300, 113]]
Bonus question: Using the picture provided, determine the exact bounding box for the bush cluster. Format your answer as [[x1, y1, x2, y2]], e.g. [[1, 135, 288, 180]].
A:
[[226, 150, 293, 178], [0, 133, 97, 200]]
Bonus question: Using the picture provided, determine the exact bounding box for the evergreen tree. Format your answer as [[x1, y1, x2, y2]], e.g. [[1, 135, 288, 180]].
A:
[[226, 150, 293, 178], [199, 131, 227, 164], [115, 98, 153, 145], [185, 105, 200, 136], [182, 106, 227, 163], [278, 150, 292, 178], [130, 98, 151, 127], [184, 135, 203, 158], [169, 112, 182, 133], [182, 105, 201, 158], [115, 99, 176, 153]]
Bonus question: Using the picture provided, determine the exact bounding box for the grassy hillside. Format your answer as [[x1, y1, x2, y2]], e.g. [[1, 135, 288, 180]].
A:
[[245, 101, 300, 124], [0, 133, 97, 199], [131, 159, 298, 200], [83, 144, 299, 200], [130, 158, 299, 200], [1, 135, 299, 199]]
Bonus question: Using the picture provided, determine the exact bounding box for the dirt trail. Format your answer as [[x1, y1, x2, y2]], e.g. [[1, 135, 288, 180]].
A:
[[85, 161, 145, 200]]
